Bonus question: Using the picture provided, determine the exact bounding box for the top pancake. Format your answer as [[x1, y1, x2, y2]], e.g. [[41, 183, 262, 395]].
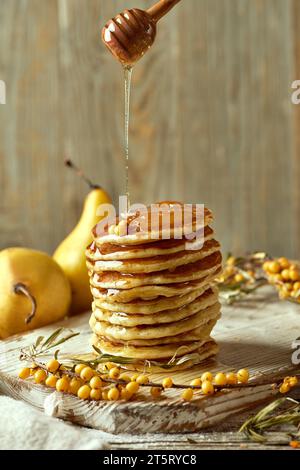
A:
[[92, 202, 213, 245]]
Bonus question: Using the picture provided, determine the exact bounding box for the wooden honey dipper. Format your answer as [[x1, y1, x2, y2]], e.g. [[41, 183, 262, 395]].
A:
[[102, 0, 182, 66]]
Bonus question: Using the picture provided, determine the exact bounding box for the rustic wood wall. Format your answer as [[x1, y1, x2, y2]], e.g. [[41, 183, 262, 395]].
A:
[[0, 0, 299, 257]]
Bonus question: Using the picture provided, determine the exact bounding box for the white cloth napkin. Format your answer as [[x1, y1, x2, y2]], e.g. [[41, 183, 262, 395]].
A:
[[0, 395, 112, 450]]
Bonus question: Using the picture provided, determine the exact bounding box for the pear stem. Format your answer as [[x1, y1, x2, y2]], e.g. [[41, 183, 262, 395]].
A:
[[13, 283, 37, 325], [64, 159, 101, 190]]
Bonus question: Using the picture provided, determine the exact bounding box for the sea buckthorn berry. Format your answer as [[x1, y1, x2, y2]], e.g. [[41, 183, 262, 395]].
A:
[[279, 288, 290, 299], [90, 376, 102, 389], [109, 367, 120, 379], [262, 261, 270, 272], [181, 388, 194, 401], [285, 283, 293, 291], [237, 369, 250, 384], [293, 282, 300, 292], [74, 363, 86, 375], [29, 363, 38, 375], [214, 372, 227, 386], [288, 376, 298, 387], [202, 380, 215, 395], [151, 387, 162, 398], [190, 378, 202, 387], [120, 388, 133, 400], [136, 375, 149, 385], [69, 378, 82, 395], [226, 372, 238, 385], [278, 257, 290, 269], [126, 381, 139, 394], [46, 359, 60, 373], [224, 266, 235, 276], [56, 376, 69, 393], [34, 369, 47, 384], [18, 368, 30, 380], [279, 382, 290, 394], [108, 387, 120, 401], [273, 274, 282, 282], [105, 362, 115, 370], [77, 384, 91, 400], [80, 366, 95, 382], [102, 389, 109, 400], [119, 373, 131, 383], [281, 269, 290, 281], [90, 388, 102, 401], [234, 273, 244, 283], [131, 373, 139, 382], [201, 372, 213, 382], [289, 269, 300, 281], [162, 377, 173, 388], [268, 261, 281, 274], [227, 256, 236, 266], [290, 440, 300, 449], [45, 375, 58, 388]]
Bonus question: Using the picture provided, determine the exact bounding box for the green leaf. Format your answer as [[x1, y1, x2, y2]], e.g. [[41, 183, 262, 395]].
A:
[[49, 332, 80, 350], [35, 336, 44, 348], [42, 328, 64, 348], [92, 345, 102, 355]]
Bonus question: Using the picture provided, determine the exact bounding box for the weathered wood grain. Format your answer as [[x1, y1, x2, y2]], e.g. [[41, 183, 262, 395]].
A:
[[0, 0, 299, 258], [0, 287, 299, 435]]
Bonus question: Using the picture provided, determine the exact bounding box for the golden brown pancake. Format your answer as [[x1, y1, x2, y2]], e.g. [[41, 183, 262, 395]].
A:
[[93, 285, 215, 314], [90, 302, 220, 341], [92, 202, 213, 245], [98, 320, 218, 346], [91, 287, 218, 326], [89, 248, 222, 289], [88, 226, 214, 260], [92, 334, 219, 361], [86, 239, 221, 274]]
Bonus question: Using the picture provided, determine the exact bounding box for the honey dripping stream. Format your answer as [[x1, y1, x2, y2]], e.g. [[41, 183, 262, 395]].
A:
[[124, 65, 133, 208]]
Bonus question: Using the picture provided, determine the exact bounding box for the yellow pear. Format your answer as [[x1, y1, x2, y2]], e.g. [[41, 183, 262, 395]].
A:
[[0, 248, 71, 339], [53, 161, 111, 315]]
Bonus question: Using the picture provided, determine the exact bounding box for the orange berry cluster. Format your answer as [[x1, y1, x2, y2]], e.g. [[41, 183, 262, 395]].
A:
[[263, 258, 300, 301], [218, 256, 252, 285], [182, 369, 250, 401], [279, 376, 298, 394], [18, 361, 142, 402], [18, 359, 251, 403]]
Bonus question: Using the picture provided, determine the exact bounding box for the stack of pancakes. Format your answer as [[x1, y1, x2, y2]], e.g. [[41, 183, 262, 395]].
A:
[[86, 203, 222, 370]]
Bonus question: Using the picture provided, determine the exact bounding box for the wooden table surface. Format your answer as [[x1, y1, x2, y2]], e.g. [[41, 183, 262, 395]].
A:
[[0, 286, 299, 450]]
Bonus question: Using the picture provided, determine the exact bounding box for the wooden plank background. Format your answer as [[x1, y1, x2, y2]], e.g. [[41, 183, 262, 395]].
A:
[[0, 0, 299, 258]]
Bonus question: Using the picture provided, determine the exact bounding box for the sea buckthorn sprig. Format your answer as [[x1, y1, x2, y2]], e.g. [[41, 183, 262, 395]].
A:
[[262, 258, 300, 303], [279, 376, 298, 394], [239, 397, 300, 444], [218, 252, 300, 305], [217, 252, 268, 304], [18, 350, 300, 404]]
